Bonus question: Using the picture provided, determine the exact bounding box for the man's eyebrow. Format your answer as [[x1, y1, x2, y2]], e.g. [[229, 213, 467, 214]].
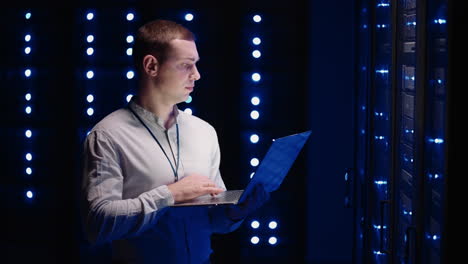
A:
[[179, 57, 200, 62]]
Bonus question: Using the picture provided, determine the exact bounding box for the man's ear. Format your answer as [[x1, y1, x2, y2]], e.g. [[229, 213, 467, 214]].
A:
[[142, 55, 159, 77]]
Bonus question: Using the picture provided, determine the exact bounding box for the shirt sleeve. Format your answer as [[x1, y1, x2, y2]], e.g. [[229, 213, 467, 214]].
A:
[[81, 130, 175, 245], [207, 127, 244, 233]]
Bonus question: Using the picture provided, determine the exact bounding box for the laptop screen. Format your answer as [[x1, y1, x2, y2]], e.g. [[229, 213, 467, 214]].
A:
[[239, 130, 311, 202]]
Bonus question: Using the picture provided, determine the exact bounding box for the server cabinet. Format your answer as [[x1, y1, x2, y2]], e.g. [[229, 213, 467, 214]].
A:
[[353, 0, 449, 263], [394, 0, 420, 263], [420, 1, 448, 262]]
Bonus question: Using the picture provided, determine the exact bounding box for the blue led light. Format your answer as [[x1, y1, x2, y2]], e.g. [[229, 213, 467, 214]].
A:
[[86, 70, 94, 79], [126, 48, 133, 56], [426, 234, 440, 240], [24, 47, 31, 55], [126, 94, 133, 103], [250, 236, 260, 245], [252, 37, 261, 45], [24, 34, 31, 42], [25, 129, 32, 138], [434, 18, 446, 24], [252, 50, 261, 58], [251, 96, 260, 106], [376, 69, 388, 74], [253, 15, 262, 23], [26, 167, 32, 175], [86, 47, 94, 56], [126, 35, 134, 43], [268, 221, 278, 229], [250, 110, 260, 120], [24, 69, 32, 78], [402, 209, 413, 216], [377, 2, 390, 7], [25, 12, 32, 20], [250, 172, 255, 179], [250, 134, 259, 144], [184, 13, 194, 21], [86, 12, 94, 21], [402, 155, 414, 163], [25, 153, 32, 161], [185, 95, 192, 103], [126, 70, 135, 79], [86, 35, 94, 43], [25, 93, 32, 101], [26, 190, 34, 199], [126, 13, 135, 21], [250, 220, 260, 229], [268, 237, 278, 245], [250, 158, 259, 167], [87, 107, 94, 116], [374, 180, 387, 185], [428, 138, 444, 144], [251, 73, 261, 82], [373, 250, 386, 255], [25, 106, 32, 114], [86, 94, 94, 103]]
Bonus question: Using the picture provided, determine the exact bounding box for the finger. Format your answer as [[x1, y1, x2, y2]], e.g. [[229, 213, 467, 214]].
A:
[[204, 187, 223, 195], [203, 182, 216, 188]]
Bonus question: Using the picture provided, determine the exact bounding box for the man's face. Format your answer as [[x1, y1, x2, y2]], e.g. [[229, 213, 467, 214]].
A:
[[154, 39, 201, 104]]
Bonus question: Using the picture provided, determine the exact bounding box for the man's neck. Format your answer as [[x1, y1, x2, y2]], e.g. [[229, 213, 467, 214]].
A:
[[135, 91, 176, 129]]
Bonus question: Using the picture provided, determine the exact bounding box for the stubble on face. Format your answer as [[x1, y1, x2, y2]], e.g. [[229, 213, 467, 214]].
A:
[[154, 39, 200, 104]]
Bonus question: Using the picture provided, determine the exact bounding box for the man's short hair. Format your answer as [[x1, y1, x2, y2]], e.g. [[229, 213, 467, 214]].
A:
[[133, 19, 195, 72]]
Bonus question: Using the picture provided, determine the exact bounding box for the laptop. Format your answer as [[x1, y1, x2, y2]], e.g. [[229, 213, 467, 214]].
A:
[[171, 130, 311, 207]]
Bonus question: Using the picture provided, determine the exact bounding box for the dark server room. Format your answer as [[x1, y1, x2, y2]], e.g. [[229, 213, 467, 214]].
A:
[[1, 0, 458, 263]]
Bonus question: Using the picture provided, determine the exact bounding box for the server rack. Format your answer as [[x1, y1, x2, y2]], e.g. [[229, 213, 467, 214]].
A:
[[421, 1, 448, 262], [393, 0, 421, 263], [353, 0, 449, 263]]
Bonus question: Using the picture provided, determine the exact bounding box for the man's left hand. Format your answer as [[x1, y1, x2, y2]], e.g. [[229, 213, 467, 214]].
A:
[[226, 184, 270, 221]]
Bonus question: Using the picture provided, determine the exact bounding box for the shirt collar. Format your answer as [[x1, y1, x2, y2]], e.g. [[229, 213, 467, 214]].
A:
[[129, 96, 179, 129]]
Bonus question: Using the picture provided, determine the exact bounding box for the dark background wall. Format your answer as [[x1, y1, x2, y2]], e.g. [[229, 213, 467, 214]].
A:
[[307, 0, 355, 262]]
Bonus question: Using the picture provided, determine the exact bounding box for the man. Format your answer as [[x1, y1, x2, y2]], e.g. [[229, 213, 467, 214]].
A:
[[81, 19, 268, 263]]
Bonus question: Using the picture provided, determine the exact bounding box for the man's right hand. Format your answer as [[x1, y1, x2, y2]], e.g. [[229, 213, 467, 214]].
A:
[[167, 174, 224, 203]]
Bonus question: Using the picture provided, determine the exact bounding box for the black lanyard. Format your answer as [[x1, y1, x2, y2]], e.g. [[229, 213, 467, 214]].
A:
[[128, 106, 180, 182]]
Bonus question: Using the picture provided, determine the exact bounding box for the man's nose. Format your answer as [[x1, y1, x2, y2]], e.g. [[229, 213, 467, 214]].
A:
[[191, 65, 201, 81]]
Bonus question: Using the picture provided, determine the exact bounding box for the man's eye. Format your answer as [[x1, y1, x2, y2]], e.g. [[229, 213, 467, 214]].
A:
[[177, 63, 194, 71]]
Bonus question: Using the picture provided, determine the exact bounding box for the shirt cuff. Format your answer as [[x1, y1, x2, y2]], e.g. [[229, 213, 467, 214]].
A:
[[148, 185, 175, 208]]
